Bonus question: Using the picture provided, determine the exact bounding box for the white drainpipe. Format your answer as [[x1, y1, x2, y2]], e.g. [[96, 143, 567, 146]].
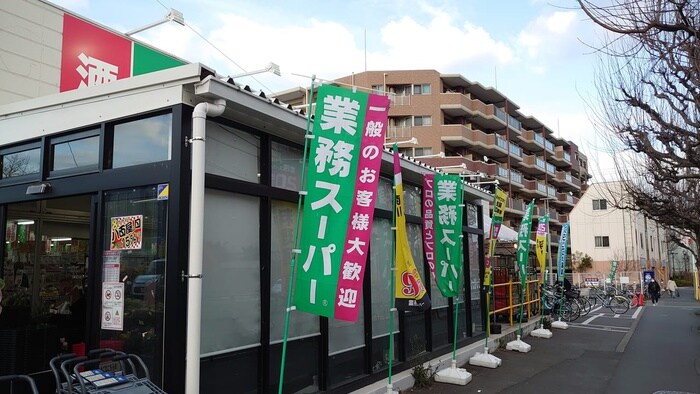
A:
[[186, 99, 226, 394]]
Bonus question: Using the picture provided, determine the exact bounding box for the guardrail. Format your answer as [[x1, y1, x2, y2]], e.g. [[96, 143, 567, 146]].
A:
[[489, 277, 542, 326]]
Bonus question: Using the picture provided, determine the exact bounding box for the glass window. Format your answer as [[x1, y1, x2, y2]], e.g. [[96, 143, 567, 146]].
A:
[[206, 121, 260, 183], [329, 302, 365, 354], [112, 113, 171, 168], [201, 189, 260, 354], [1, 147, 40, 179], [468, 233, 483, 335], [101, 186, 168, 385], [595, 199, 608, 210], [371, 85, 384, 94], [413, 147, 432, 157], [52, 135, 99, 171], [595, 236, 610, 247], [370, 218, 399, 372], [270, 200, 318, 341], [467, 203, 478, 228], [375, 177, 393, 211], [413, 84, 431, 95], [413, 116, 432, 126], [271, 142, 303, 191], [404, 184, 422, 216]]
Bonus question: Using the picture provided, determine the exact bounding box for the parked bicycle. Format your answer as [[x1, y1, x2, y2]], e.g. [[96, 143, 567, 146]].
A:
[[588, 287, 630, 314], [540, 283, 581, 322]]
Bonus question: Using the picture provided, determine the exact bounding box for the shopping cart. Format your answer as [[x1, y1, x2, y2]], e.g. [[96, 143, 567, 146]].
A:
[[50, 349, 166, 394], [0, 374, 39, 394]]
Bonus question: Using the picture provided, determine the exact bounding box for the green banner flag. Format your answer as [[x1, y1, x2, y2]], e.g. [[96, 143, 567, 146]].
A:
[[516, 200, 535, 285], [293, 84, 389, 321], [433, 173, 463, 297]]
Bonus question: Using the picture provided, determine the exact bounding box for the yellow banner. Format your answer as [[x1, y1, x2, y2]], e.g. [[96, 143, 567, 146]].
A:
[[394, 151, 429, 310], [484, 188, 507, 286]]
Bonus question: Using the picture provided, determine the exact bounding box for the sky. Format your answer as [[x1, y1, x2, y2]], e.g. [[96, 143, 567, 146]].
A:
[[49, 0, 615, 181]]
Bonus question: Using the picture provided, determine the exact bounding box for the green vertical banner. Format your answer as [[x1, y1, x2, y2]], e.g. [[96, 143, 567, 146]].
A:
[[557, 222, 569, 283], [294, 85, 388, 321], [609, 260, 618, 283], [432, 173, 464, 297], [516, 200, 535, 285]]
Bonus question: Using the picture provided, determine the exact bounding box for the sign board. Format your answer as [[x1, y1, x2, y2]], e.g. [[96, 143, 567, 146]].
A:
[[102, 251, 121, 282], [643, 270, 655, 284], [60, 14, 186, 93], [101, 282, 124, 331], [584, 277, 599, 286], [620, 276, 629, 284]]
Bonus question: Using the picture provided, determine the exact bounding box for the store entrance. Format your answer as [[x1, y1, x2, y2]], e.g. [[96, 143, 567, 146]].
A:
[[1, 194, 94, 378]]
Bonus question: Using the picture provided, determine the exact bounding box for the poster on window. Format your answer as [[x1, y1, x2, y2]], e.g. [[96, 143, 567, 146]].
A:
[[101, 282, 124, 331], [110, 215, 143, 250]]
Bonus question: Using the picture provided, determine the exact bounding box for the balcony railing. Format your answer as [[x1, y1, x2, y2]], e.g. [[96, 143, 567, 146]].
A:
[[508, 117, 521, 132], [496, 135, 508, 150], [509, 143, 522, 157], [545, 140, 554, 151], [564, 152, 571, 162], [537, 182, 547, 194], [511, 169, 523, 184], [535, 157, 545, 169], [389, 95, 411, 106], [534, 134, 545, 145], [387, 126, 413, 139], [565, 173, 573, 183], [547, 186, 556, 197], [546, 163, 555, 175], [497, 166, 509, 178], [494, 107, 507, 123]]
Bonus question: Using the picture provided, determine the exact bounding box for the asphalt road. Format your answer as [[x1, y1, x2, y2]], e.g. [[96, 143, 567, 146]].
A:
[[407, 287, 700, 394]]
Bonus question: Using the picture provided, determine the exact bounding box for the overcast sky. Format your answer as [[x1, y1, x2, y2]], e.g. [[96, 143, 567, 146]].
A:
[[50, 0, 616, 181]]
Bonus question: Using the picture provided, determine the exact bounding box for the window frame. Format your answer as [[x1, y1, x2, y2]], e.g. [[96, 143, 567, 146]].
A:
[[592, 199, 608, 210], [0, 140, 43, 184], [49, 128, 102, 177], [594, 235, 610, 247]]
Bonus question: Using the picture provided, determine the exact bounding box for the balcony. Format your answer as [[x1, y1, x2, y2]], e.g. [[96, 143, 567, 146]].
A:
[[387, 125, 413, 139], [515, 153, 546, 175], [544, 139, 554, 153], [520, 179, 547, 198], [440, 125, 509, 159], [440, 92, 504, 131], [509, 143, 523, 164], [551, 146, 571, 166], [545, 162, 556, 176], [506, 197, 525, 214], [389, 94, 411, 106], [555, 192, 575, 207], [517, 130, 545, 151]]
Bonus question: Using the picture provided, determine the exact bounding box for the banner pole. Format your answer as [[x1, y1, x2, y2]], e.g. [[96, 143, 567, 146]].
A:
[[484, 222, 495, 350], [278, 78, 316, 394], [451, 183, 465, 363], [387, 144, 398, 394]]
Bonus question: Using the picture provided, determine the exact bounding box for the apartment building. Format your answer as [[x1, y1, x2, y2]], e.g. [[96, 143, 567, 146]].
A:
[[277, 70, 591, 270], [569, 182, 669, 286]]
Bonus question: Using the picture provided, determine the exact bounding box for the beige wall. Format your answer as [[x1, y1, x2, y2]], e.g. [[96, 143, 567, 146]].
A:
[[0, 0, 64, 106], [570, 181, 669, 281]]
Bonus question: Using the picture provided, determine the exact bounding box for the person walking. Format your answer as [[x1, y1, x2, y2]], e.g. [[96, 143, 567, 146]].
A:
[[667, 278, 678, 298], [648, 278, 661, 305]]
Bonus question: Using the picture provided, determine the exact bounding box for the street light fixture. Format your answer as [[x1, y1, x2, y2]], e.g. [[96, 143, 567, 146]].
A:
[[231, 62, 282, 78], [383, 137, 418, 147], [413, 152, 445, 159], [125, 8, 185, 36]]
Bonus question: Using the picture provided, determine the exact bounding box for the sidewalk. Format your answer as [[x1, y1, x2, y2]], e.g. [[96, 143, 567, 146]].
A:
[[394, 287, 700, 394]]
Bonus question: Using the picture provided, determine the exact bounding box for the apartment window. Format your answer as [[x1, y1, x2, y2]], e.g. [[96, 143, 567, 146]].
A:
[[414, 147, 433, 156], [595, 236, 610, 247], [371, 85, 384, 94], [413, 116, 432, 126], [413, 84, 431, 95], [592, 199, 608, 210]]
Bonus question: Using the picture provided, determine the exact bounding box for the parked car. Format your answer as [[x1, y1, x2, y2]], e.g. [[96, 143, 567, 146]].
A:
[[131, 259, 165, 297]]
